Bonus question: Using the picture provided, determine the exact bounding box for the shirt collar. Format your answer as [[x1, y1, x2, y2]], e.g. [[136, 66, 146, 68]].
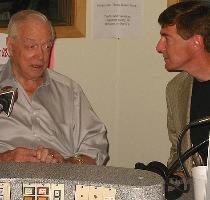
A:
[[42, 69, 50, 87]]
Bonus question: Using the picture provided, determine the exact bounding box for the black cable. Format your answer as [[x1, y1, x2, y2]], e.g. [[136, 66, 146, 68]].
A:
[[166, 116, 210, 197], [164, 139, 208, 199], [177, 116, 210, 179], [168, 139, 209, 176], [135, 116, 210, 199]]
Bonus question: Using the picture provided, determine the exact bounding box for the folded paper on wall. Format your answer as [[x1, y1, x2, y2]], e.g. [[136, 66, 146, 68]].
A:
[[0, 33, 9, 65], [92, 0, 143, 39]]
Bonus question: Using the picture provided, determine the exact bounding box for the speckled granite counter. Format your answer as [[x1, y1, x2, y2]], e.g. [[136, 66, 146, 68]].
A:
[[0, 162, 165, 199]]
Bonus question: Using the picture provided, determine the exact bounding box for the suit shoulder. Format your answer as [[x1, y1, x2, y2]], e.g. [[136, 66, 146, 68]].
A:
[[167, 72, 192, 90]]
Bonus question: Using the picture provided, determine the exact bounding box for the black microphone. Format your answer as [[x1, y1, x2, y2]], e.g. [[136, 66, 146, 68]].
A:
[[0, 86, 18, 116]]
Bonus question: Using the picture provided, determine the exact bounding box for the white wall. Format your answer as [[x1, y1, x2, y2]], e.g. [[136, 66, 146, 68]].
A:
[[55, 0, 176, 168]]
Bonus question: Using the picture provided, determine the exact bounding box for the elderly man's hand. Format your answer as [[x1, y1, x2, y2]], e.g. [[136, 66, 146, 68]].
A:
[[0, 147, 41, 163], [36, 145, 64, 163]]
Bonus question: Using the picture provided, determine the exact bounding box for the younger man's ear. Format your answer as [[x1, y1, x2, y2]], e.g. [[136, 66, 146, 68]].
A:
[[192, 35, 204, 49]]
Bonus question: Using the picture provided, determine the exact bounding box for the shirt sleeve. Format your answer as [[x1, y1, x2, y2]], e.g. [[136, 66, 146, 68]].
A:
[[72, 82, 109, 165]]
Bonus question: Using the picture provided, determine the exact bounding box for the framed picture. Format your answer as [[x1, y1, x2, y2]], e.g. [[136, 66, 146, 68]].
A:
[[167, 0, 181, 6], [167, 0, 209, 6], [0, 0, 86, 38]]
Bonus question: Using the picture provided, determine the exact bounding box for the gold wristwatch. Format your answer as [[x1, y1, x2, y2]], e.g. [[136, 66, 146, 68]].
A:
[[71, 155, 85, 164]]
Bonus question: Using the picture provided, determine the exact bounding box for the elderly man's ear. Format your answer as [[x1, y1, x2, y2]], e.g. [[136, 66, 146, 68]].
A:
[[6, 37, 14, 57]]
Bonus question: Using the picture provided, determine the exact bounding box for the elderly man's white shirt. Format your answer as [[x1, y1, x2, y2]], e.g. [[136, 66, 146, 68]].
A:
[[0, 61, 108, 165]]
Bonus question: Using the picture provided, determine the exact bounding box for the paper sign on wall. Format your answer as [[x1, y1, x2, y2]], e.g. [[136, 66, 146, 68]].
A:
[[92, 0, 143, 39], [0, 33, 9, 64]]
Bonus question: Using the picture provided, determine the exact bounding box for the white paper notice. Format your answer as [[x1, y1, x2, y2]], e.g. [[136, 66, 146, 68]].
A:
[[0, 33, 9, 64], [92, 0, 143, 39]]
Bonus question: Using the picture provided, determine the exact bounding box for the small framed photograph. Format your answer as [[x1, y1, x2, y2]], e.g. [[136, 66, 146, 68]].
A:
[[0, 0, 86, 38]]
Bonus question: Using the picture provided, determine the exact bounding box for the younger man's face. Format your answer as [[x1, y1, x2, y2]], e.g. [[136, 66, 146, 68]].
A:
[[156, 25, 195, 72]]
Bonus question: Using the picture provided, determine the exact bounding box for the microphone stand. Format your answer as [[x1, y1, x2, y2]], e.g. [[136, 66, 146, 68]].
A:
[[135, 116, 210, 199], [165, 116, 210, 199], [168, 139, 209, 176], [176, 116, 210, 178]]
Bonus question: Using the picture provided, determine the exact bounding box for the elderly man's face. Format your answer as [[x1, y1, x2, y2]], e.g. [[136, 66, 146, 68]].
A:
[[7, 18, 53, 82]]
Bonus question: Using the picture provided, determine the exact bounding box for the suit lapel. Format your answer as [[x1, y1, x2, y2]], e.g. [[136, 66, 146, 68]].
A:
[[177, 74, 193, 172], [177, 74, 193, 129]]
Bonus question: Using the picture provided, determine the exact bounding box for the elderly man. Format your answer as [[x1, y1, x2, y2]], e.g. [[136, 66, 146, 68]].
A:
[[0, 10, 108, 165]]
